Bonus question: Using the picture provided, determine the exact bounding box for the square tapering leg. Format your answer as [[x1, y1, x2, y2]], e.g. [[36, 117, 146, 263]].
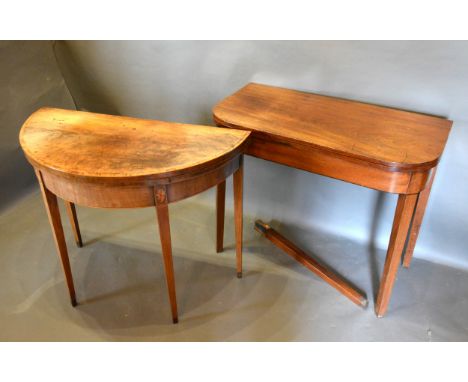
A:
[[65, 201, 83, 248], [216, 180, 226, 253], [233, 156, 244, 278], [402, 168, 437, 268], [154, 192, 178, 324], [35, 170, 77, 307], [375, 193, 418, 317]]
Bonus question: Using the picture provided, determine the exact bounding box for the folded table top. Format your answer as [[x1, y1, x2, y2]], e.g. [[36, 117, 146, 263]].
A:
[[20, 108, 250, 181], [213, 83, 452, 172]]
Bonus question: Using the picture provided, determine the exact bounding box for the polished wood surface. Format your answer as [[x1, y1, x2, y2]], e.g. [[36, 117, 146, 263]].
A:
[[255, 220, 368, 307], [35, 170, 77, 307], [375, 193, 418, 317], [155, 193, 178, 324], [21, 108, 250, 323], [37, 155, 243, 209], [214, 82, 451, 171], [403, 168, 437, 268], [21, 107, 249, 181], [65, 201, 82, 247], [216, 181, 226, 253], [214, 83, 452, 317], [245, 134, 430, 194], [233, 156, 244, 278]]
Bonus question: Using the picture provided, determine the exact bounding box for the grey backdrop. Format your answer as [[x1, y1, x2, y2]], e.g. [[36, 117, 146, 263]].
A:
[[2, 41, 467, 270], [0, 41, 74, 208]]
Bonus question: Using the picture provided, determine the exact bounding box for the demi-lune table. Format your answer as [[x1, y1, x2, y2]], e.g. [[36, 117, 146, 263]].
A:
[[213, 83, 452, 317], [20, 107, 250, 323]]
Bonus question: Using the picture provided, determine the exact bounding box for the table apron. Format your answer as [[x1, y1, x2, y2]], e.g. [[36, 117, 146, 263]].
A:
[[247, 136, 432, 194], [38, 155, 242, 208]]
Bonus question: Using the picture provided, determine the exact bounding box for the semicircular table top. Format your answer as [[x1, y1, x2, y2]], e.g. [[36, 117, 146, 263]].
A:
[[213, 83, 452, 171], [20, 108, 250, 180]]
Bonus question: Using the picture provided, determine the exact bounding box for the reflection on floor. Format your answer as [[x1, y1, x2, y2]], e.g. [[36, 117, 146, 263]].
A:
[[1, 188, 467, 341]]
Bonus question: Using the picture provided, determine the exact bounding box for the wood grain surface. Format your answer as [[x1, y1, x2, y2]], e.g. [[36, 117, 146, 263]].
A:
[[20, 107, 250, 180], [21, 108, 248, 322], [213, 82, 452, 318], [213, 83, 452, 171]]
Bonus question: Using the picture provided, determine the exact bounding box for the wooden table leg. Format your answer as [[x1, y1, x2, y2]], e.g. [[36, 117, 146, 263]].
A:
[[216, 180, 226, 253], [154, 188, 179, 324], [402, 168, 437, 268], [233, 156, 244, 278], [375, 193, 418, 317], [35, 170, 77, 307], [65, 201, 83, 248], [255, 220, 368, 307]]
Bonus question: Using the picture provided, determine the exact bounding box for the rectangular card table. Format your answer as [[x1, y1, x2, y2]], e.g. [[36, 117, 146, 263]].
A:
[[213, 83, 452, 317]]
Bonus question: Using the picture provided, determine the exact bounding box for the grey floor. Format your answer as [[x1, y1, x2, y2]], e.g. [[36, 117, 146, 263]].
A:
[[1, 188, 467, 341]]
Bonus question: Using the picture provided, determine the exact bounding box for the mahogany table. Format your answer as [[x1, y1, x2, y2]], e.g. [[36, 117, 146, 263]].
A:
[[19, 107, 250, 323], [213, 83, 452, 317]]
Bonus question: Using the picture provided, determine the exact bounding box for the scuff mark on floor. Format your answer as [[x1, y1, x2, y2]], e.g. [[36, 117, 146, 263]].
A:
[[10, 278, 60, 314]]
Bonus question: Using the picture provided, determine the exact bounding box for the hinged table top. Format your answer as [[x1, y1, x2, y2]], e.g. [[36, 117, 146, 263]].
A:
[[213, 83, 452, 171], [20, 108, 250, 180]]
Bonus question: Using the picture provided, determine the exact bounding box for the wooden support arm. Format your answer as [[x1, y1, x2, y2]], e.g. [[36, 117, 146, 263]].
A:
[[255, 220, 368, 308]]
